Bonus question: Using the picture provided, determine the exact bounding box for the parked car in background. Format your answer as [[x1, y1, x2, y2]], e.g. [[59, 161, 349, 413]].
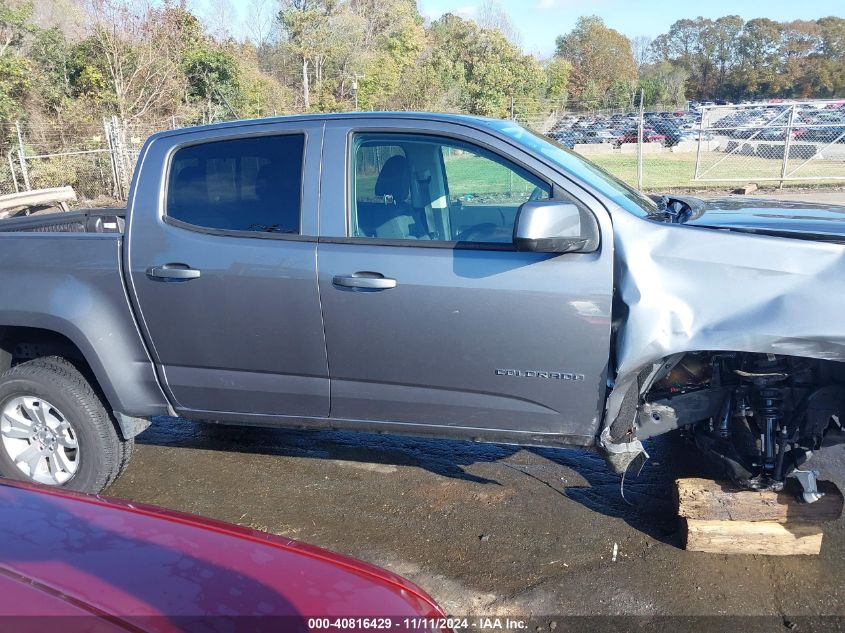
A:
[[0, 479, 448, 630], [581, 129, 617, 144], [616, 128, 666, 145], [648, 120, 682, 146], [551, 130, 581, 148]]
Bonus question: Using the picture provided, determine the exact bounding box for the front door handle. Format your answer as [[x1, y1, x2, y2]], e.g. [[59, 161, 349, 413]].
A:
[[332, 271, 397, 290], [146, 264, 202, 281]]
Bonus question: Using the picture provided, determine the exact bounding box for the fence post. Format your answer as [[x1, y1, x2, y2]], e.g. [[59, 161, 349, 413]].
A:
[[779, 103, 796, 189], [14, 121, 30, 191], [693, 107, 706, 182], [636, 89, 644, 191], [110, 116, 131, 200], [6, 151, 18, 193], [104, 117, 121, 199]]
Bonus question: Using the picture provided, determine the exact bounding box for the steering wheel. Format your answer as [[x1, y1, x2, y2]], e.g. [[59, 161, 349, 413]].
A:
[[528, 185, 546, 201]]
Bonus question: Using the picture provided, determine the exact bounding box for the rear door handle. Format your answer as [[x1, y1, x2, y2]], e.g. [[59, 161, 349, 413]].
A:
[[332, 272, 397, 290], [146, 264, 201, 281]]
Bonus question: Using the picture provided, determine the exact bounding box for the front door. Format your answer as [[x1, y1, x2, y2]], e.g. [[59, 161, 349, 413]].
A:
[[316, 120, 613, 442], [126, 123, 329, 419]]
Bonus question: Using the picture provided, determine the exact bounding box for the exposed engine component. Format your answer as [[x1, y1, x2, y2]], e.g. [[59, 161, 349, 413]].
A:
[[637, 352, 845, 495]]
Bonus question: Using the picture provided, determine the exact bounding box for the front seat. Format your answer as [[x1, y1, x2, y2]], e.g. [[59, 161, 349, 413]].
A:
[[361, 155, 422, 239]]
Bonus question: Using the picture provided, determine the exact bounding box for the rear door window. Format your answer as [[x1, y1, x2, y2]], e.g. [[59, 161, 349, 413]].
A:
[[166, 134, 305, 234]]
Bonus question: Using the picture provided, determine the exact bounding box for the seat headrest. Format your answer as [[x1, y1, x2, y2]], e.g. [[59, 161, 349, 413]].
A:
[[374, 155, 410, 203]]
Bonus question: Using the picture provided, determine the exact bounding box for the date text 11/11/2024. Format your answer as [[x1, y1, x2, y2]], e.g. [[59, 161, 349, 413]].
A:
[[306, 617, 529, 630]]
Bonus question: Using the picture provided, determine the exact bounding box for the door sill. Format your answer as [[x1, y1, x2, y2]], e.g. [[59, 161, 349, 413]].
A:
[[173, 408, 595, 449]]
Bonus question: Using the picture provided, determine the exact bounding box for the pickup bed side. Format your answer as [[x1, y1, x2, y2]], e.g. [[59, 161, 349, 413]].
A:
[[0, 227, 171, 435]]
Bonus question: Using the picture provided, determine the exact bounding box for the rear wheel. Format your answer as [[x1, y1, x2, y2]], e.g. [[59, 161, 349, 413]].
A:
[[0, 356, 129, 492]]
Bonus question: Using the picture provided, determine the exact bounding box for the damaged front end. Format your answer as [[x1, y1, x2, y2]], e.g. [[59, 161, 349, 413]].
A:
[[596, 196, 845, 495], [631, 353, 843, 491]]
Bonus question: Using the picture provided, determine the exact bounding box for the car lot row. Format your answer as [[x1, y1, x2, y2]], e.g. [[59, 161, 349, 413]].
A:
[[548, 102, 845, 149]]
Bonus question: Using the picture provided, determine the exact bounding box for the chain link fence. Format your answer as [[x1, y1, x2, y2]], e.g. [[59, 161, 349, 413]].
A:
[[1, 100, 843, 203], [0, 116, 194, 204], [694, 101, 845, 183]]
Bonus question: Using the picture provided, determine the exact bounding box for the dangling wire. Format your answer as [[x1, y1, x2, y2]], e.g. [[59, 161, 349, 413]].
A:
[[620, 448, 650, 506]]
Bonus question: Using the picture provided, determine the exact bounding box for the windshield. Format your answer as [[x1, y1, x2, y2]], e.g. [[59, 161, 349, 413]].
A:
[[489, 120, 658, 217]]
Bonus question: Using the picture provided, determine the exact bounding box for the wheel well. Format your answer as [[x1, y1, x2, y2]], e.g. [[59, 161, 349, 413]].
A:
[[0, 326, 93, 378], [637, 350, 845, 439]]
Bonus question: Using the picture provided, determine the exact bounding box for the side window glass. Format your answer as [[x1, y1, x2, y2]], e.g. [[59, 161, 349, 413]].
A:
[[350, 134, 551, 244], [442, 145, 550, 243], [352, 144, 410, 238], [167, 134, 304, 234]]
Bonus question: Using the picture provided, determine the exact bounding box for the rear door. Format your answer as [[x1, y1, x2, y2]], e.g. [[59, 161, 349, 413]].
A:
[[316, 118, 614, 443], [126, 121, 329, 420]]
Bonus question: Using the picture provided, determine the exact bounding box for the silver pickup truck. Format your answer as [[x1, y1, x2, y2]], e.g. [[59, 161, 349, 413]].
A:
[[1, 112, 844, 498]]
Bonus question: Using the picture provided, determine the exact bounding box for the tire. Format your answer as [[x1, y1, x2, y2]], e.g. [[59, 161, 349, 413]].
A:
[[0, 356, 127, 492]]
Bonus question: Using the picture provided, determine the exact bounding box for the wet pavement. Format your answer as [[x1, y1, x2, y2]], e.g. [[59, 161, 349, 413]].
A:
[[106, 417, 845, 619]]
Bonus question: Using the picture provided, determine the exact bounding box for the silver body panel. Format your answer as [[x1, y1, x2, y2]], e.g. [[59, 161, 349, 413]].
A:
[[316, 118, 613, 441], [604, 205, 845, 432], [124, 121, 330, 418]]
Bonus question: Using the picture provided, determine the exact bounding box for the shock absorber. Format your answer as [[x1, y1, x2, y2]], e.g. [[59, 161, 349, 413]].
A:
[[734, 356, 789, 485], [757, 387, 784, 475]]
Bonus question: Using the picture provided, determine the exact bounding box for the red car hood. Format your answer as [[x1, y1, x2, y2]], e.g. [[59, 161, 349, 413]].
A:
[[0, 480, 444, 631]]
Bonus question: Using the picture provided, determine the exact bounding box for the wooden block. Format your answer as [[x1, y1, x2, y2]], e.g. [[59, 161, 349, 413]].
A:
[[685, 519, 823, 555], [676, 477, 843, 523]]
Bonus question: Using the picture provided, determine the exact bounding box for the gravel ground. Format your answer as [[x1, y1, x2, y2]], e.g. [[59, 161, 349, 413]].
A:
[[106, 417, 845, 625]]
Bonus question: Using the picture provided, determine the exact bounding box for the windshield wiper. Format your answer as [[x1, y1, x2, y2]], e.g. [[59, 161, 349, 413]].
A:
[[645, 196, 688, 223]]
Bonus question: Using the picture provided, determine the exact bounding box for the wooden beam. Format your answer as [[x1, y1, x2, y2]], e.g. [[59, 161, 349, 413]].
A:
[[685, 519, 823, 556], [676, 477, 843, 524], [0, 186, 77, 216]]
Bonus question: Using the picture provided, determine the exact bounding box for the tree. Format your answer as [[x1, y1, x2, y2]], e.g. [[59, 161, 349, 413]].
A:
[[278, 0, 342, 110], [639, 61, 687, 107], [0, 0, 34, 120], [544, 56, 570, 104], [83, 0, 184, 122], [29, 26, 71, 113], [554, 16, 637, 104], [630, 35, 652, 68], [349, 0, 424, 110], [731, 18, 783, 99], [415, 14, 545, 119], [476, 0, 521, 47]]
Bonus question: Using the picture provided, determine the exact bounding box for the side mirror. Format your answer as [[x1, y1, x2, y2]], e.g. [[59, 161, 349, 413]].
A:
[[513, 201, 599, 254]]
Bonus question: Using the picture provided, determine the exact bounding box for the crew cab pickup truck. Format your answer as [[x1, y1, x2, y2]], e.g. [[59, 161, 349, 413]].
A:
[[1, 113, 844, 496]]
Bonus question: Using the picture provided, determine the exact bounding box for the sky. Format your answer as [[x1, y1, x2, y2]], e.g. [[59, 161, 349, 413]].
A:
[[196, 0, 845, 58], [418, 0, 845, 57]]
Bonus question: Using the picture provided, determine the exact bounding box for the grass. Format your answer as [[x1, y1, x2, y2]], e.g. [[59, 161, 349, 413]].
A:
[[355, 148, 845, 200], [591, 152, 845, 191]]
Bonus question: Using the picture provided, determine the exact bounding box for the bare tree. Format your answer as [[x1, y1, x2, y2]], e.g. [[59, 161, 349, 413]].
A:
[[245, 0, 279, 47], [630, 35, 653, 68], [203, 0, 235, 42], [84, 0, 184, 122], [477, 0, 521, 47]]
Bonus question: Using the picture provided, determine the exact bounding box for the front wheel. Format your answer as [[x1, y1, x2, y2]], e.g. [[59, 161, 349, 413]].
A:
[[0, 356, 131, 492]]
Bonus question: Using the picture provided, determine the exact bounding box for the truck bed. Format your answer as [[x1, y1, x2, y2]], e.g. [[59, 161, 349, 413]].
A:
[[0, 208, 126, 234]]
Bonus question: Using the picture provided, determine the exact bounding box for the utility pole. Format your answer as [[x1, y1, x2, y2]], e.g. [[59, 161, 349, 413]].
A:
[[349, 72, 366, 111]]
